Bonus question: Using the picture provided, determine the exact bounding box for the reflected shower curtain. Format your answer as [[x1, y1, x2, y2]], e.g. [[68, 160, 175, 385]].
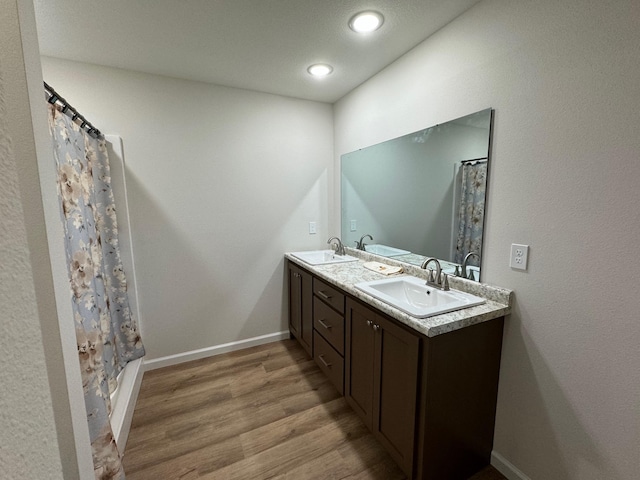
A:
[[454, 162, 487, 265], [48, 103, 145, 480]]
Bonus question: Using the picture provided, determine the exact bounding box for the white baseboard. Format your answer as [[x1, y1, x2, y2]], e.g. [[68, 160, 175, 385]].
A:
[[110, 357, 144, 453], [144, 331, 291, 371], [491, 451, 531, 480]]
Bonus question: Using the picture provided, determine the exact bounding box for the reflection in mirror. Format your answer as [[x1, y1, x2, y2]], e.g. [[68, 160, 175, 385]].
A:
[[341, 108, 492, 281]]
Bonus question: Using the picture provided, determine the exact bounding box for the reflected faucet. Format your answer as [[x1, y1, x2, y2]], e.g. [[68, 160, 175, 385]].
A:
[[327, 236, 345, 256], [420, 257, 449, 291], [355, 234, 373, 251], [461, 252, 481, 280]]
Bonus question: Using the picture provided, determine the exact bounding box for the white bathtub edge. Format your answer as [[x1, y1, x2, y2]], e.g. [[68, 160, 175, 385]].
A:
[[110, 357, 144, 453], [491, 451, 531, 480]]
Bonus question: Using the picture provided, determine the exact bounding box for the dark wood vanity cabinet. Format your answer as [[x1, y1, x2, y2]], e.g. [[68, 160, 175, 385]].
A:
[[287, 261, 313, 356], [345, 298, 419, 477], [286, 259, 505, 479]]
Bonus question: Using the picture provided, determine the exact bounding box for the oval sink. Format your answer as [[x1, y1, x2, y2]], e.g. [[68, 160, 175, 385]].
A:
[[290, 250, 359, 266], [355, 275, 485, 318]]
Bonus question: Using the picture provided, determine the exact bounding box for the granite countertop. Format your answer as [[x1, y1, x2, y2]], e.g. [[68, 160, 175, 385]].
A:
[[285, 248, 512, 338]]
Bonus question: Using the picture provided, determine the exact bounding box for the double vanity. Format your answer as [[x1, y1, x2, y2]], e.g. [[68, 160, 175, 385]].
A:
[[285, 247, 512, 480]]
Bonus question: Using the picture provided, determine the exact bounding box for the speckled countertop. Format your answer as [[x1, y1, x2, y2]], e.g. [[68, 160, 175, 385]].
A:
[[285, 248, 512, 338]]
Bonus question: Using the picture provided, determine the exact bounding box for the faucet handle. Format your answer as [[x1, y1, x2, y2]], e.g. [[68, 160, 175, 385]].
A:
[[442, 273, 450, 291], [427, 269, 441, 285], [427, 269, 435, 283]]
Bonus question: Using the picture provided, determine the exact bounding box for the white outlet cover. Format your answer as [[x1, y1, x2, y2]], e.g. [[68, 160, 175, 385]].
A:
[[510, 244, 529, 270], [309, 222, 317, 234]]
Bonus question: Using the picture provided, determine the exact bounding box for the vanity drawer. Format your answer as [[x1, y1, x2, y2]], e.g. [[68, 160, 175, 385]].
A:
[[313, 278, 345, 314], [313, 332, 344, 395], [313, 297, 345, 355]]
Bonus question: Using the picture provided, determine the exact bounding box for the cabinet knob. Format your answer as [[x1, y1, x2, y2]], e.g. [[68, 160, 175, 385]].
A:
[[318, 319, 332, 330], [366, 320, 373, 328], [318, 354, 332, 368], [317, 291, 332, 300], [373, 323, 380, 331]]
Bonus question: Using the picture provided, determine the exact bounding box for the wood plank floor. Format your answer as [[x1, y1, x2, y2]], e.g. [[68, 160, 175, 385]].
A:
[[123, 339, 506, 480]]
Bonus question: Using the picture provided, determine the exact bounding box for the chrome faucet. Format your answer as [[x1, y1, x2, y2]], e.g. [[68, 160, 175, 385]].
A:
[[461, 252, 481, 280], [327, 236, 345, 256], [420, 257, 449, 291], [355, 234, 373, 251]]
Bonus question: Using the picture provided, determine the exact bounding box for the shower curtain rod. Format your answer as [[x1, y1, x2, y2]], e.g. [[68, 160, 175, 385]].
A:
[[44, 81, 103, 139], [460, 157, 488, 164]]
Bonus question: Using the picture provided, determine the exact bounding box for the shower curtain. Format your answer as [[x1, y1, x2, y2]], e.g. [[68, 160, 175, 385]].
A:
[[454, 162, 487, 265], [48, 103, 145, 480]]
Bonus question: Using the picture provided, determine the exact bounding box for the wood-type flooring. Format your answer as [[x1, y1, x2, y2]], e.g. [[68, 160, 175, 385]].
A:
[[123, 339, 506, 480]]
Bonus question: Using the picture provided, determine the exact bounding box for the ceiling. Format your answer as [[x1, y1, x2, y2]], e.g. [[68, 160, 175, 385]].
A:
[[33, 0, 481, 103]]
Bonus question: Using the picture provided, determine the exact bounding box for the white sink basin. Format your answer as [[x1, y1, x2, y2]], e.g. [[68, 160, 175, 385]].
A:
[[364, 244, 411, 257], [290, 250, 359, 266], [355, 275, 485, 318]]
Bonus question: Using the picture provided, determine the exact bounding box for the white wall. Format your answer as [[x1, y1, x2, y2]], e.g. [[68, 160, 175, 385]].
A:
[[334, 0, 640, 479], [41, 57, 334, 360], [0, 0, 92, 478], [0, 42, 64, 480]]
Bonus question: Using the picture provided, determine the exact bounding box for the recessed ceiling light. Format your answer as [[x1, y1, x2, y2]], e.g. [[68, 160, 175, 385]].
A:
[[307, 64, 333, 78], [349, 11, 384, 33]]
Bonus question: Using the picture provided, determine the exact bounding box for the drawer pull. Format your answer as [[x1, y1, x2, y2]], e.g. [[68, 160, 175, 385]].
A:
[[318, 354, 332, 368], [317, 291, 332, 300], [318, 319, 332, 330]]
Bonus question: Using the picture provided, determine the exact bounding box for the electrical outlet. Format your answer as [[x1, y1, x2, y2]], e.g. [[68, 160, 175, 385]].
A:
[[350, 220, 357, 232], [309, 222, 317, 234], [510, 244, 529, 270]]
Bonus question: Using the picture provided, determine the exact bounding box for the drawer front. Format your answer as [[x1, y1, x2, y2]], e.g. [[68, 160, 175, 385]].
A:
[[313, 278, 345, 314], [313, 297, 345, 355], [313, 332, 344, 395]]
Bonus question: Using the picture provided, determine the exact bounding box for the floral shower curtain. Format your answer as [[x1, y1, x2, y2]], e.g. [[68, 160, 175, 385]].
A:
[[454, 161, 487, 265], [48, 103, 145, 479]]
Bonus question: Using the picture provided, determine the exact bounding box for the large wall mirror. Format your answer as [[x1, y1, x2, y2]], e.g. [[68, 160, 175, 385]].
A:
[[341, 108, 493, 281]]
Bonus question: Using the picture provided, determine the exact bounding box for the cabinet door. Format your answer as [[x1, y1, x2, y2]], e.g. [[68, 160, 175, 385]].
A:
[[299, 268, 313, 356], [288, 263, 313, 356], [373, 314, 419, 477], [345, 299, 376, 430], [288, 263, 301, 339]]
